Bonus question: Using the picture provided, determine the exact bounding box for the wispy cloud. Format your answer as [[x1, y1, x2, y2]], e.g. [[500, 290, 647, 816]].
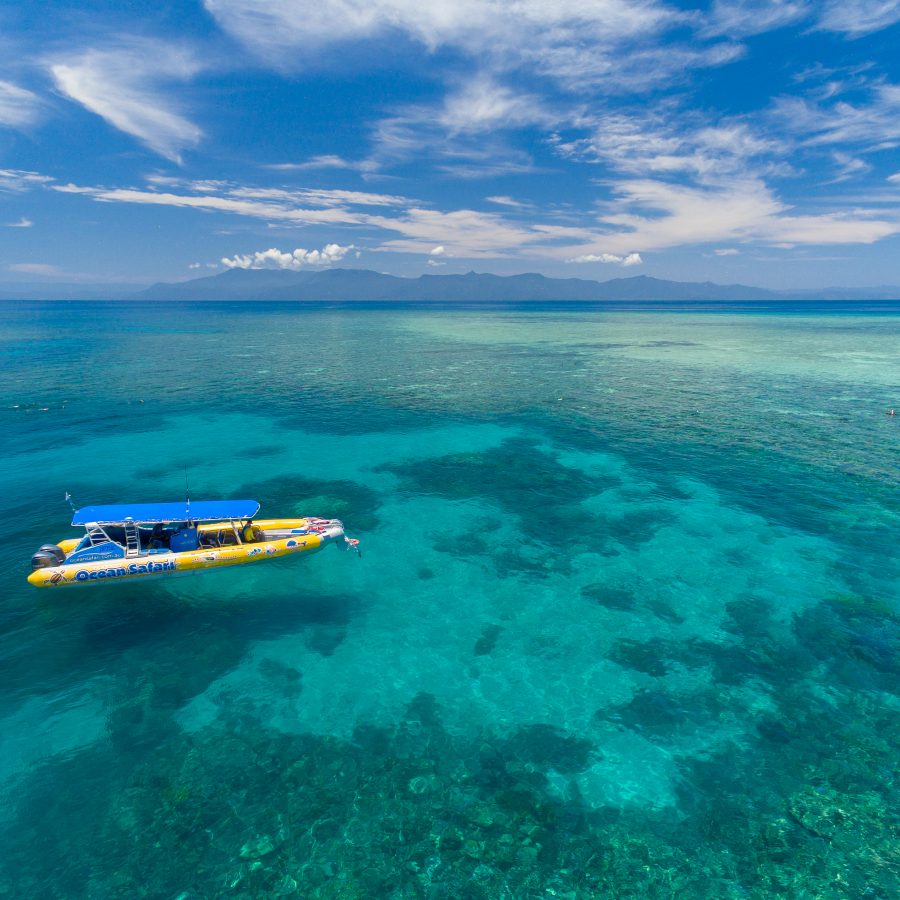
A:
[[486, 196, 530, 209], [368, 206, 572, 257], [204, 1, 751, 98], [368, 78, 553, 175], [53, 177, 409, 234], [0, 80, 41, 129], [773, 80, 900, 151], [815, 0, 900, 36], [568, 252, 643, 265], [702, 1, 810, 38], [436, 77, 558, 134], [55, 182, 370, 226], [563, 177, 900, 257], [50, 171, 900, 262], [8, 262, 63, 276], [141, 175, 408, 208], [5, 216, 33, 227], [0, 169, 54, 192], [434, 158, 541, 180], [226, 185, 409, 208], [265, 155, 379, 174], [556, 112, 784, 182], [829, 151, 871, 182], [205, 0, 679, 79], [705, 0, 900, 38], [221, 243, 355, 269], [48, 40, 203, 162]]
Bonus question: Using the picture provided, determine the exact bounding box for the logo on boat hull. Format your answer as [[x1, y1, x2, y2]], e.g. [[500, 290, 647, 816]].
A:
[[74, 560, 176, 581], [75, 567, 127, 581], [128, 560, 177, 575]]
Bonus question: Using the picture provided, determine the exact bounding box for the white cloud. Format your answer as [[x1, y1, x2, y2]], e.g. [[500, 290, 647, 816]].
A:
[[703, 0, 900, 38], [816, 0, 900, 36], [53, 181, 387, 227], [221, 243, 355, 270], [265, 155, 379, 173], [369, 82, 550, 173], [557, 113, 784, 182], [189, 262, 201, 268], [49, 40, 203, 162], [703, 1, 810, 37], [889, 172, 900, 183], [714, 247, 740, 255], [55, 183, 344, 224], [0, 169, 53, 192], [548, 99, 900, 256], [829, 151, 871, 182], [226, 185, 409, 207], [436, 77, 556, 133], [434, 158, 539, 179], [773, 82, 900, 151], [52, 172, 900, 264], [57, 180, 538, 262], [0, 80, 41, 129], [427, 259, 446, 267], [532, 37, 744, 93], [5, 217, 33, 228], [562, 177, 900, 258], [486, 195, 529, 209], [368, 206, 578, 257], [8, 263, 63, 276], [203, 1, 751, 101], [429, 245, 446, 256], [204, 0, 681, 85], [138, 175, 408, 208], [568, 252, 643, 265]]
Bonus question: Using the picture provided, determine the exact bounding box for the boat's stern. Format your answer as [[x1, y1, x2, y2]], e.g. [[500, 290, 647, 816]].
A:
[[28, 565, 71, 588], [254, 517, 360, 555]]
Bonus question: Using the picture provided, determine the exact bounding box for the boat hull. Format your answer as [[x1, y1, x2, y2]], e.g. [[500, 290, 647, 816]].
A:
[[27, 518, 347, 588]]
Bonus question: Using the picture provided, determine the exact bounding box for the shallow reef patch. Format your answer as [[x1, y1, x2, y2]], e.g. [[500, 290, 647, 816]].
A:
[[235, 473, 382, 532]]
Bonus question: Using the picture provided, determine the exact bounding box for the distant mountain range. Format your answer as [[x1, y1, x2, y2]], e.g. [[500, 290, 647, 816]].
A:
[[137, 268, 789, 302], [3, 268, 900, 302]]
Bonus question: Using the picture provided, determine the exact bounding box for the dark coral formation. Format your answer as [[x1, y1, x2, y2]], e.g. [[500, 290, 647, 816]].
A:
[[236, 473, 382, 533], [2, 672, 899, 899]]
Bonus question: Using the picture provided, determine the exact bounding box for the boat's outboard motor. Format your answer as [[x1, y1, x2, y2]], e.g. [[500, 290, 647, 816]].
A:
[[31, 544, 66, 571]]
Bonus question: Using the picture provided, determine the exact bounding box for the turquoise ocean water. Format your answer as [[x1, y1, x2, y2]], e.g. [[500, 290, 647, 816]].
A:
[[0, 300, 898, 898]]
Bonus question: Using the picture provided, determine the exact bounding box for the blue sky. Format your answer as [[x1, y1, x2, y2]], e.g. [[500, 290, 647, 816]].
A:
[[2, 0, 900, 289]]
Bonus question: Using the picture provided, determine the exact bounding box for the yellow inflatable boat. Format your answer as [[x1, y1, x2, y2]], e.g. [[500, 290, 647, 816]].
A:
[[28, 499, 359, 589]]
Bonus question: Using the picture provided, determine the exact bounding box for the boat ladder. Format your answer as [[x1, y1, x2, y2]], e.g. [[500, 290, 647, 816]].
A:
[[86, 523, 110, 546], [124, 520, 141, 558]]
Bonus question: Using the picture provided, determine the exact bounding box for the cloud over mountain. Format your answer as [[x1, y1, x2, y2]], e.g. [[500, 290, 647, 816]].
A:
[[221, 244, 356, 270]]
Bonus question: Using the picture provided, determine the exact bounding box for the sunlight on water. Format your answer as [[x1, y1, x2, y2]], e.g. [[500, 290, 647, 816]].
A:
[[0, 302, 898, 898]]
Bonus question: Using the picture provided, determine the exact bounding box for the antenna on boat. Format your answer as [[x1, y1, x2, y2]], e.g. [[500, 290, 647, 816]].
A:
[[184, 468, 191, 520], [64, 492, 77, 513]]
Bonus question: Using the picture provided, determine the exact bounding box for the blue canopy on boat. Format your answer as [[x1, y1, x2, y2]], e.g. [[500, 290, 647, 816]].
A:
[[71, 500, 260, 526]]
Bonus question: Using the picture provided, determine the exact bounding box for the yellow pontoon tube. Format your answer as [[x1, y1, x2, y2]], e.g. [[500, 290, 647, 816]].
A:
[[28, 499, 360, 589]]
